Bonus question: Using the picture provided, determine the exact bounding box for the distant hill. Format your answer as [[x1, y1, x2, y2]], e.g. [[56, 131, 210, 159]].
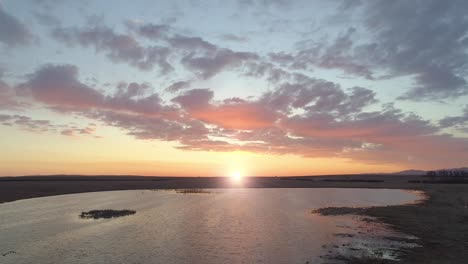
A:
[[392, 167, 468, 175], [392, 169, 426, 175]]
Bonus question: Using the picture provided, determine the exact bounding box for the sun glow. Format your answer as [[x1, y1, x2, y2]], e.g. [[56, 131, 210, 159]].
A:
[[230, 171, 243, 184]]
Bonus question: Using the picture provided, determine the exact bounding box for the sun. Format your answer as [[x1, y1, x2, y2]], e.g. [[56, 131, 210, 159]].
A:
[[230, 171, 243, 183]]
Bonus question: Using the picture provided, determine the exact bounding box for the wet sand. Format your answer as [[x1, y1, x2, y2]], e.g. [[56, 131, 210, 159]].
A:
[[314, 185, 468, 263], [1, 174, 468, 263]]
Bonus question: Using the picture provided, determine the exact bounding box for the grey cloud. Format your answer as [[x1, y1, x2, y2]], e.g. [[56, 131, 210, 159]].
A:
[[172, 88, 214, 110], [0, 114, 96, 136], [398, 66, 467, 100], [115, 82, 151, 98], [51, 21, 259, 79], [168, 35, 218, 53], [18, 64, 173, 116], [221, 34, 248, 42], [281, 1, 468, 100], [282, 104, 438, 143], [18, 64, 105, 109], [281, 28, 374, 79], [341, 134, 468, 168], [33, 11, 61, 26], [167, 33, 259, 79], [244, 61, 292, 83], [0, 5, 33, 46], [0, 78, 25, 110], [91, 111, 209, 142], [333, 0, 468, 100], [165, 81, 191, 92], [52, 25, 173, 72], [181, 49, 259, 79], [238, 0, 292, 9], [125, 21, 170, 41], [439, 105, 468, 132], [261, 76, 377, 116]]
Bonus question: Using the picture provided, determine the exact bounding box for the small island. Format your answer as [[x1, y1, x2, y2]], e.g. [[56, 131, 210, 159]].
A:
[[80, 209, 136, 219]]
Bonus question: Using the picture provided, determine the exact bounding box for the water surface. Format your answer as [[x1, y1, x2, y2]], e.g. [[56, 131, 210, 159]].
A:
[[0, 188, 421, 263]]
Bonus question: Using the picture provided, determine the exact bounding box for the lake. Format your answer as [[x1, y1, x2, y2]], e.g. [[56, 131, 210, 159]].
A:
[[0, 188, 422, 263]]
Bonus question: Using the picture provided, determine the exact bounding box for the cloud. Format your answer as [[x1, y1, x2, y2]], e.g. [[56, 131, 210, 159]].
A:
[[398, 66, 467, 100], [220, 34, 248, 42], [125, 20, 169, 41], [18, 64, 174, 117], [269, 28, 374, 79], [181, 49, 259, 79], [33, 11, 61, 26], [284, 1, 468, 100], [313, 27, 374, 79], [52, 25, 173, 72], [243, 61, 292, 84], [166, 77, 468, 167], [166, 33, 259, 79], [50, 21, 259, 79], [238, 0, 292, 9], [168, 35, 217, 52], [60, 126, 95, 136], [165, 81, 191, 92], [439, 105, 468, 132], [6, 63, 468, 167], [0, 4, 33, 46], [193, 101, 279, 130], [342, 134, 468, 168], [90, 111, 209, 142], [115, 82, 151, 98], [172, 88, 214, 110], [0, 114, 96, 137], [18, 64, 105, 109], [0, 78, 24, 110], [259, 76, 378, 116], [0, 114, 53, 133], [173, 88, 279, 130], [355, 1, 468, 99], [282, 105, 437, 144]]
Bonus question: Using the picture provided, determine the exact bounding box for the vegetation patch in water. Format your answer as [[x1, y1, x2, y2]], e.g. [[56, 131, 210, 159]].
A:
[[80, 209, 136, 219], [1, 251, 17, 257], [312, 206, 368, 216], [175, 188, 211, 194]]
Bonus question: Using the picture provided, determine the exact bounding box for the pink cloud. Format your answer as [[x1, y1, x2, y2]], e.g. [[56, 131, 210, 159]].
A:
[[3, 63, 467, 168], [173, 89, 279, 129]]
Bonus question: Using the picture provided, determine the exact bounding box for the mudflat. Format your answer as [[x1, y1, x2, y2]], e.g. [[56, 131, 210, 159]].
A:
[[1, 174, 468, 263]]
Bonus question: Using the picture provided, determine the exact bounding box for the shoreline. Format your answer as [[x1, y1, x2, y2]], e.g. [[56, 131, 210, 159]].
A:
[[1, 175, 467, 263], [315, 186, 468, 263], [0, 174, 432, 204]]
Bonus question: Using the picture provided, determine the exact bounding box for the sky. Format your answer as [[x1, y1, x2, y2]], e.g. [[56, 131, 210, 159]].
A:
[[0, 0, 467, 176]]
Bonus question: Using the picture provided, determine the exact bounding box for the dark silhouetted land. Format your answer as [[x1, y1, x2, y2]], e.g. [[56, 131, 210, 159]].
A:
[[0, 174, 458, 203]]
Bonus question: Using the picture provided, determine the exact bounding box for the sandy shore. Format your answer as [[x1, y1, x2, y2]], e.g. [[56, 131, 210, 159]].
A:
[[314, 185, 468, 263], [1, 175, 467, 263]]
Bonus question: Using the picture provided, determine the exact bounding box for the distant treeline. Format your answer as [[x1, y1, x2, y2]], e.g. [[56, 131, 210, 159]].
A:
[[426, 170, 468, 177], [408, 170, 468, 184]]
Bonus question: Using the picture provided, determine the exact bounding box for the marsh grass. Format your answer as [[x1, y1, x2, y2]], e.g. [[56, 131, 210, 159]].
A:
[[80, 209, 136, 219], [175, 188, 211, 194], [312, 206, 369, 216]]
